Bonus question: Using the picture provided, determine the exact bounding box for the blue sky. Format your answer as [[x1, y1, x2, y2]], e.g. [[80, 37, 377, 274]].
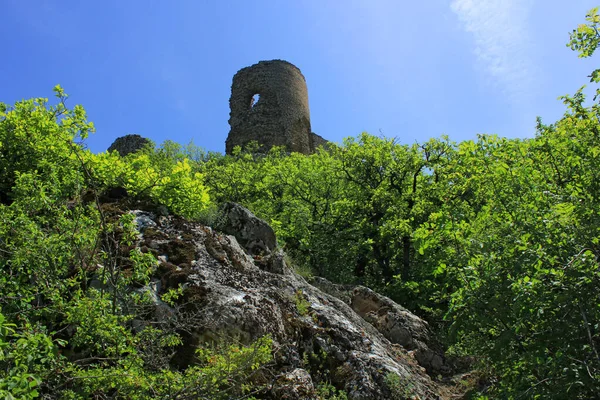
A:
[[1, 1, 598, 154]]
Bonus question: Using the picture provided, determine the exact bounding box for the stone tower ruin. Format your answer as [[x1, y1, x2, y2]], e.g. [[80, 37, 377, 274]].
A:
[[226, 60, 326, 155]]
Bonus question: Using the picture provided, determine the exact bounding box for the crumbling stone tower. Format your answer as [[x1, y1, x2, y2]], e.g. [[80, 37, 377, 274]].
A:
[[226, 60, 326, 155]]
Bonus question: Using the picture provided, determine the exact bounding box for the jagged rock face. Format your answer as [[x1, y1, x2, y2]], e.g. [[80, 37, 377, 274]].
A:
[[273, 368, 317, 399], [131, 204, 448, 399], [313, 279, 448, 375], [107, 134, 152, 156], [350, 287, 447, 374], [215, 202, 277, 256]]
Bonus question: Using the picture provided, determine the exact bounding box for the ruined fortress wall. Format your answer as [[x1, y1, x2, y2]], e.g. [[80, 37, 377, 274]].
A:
[[226, 60, 312, 154], [310, 132, 328, 151]]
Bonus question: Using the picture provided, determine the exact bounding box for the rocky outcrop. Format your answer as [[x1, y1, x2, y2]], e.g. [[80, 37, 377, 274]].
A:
[[127, 203, 450, 399], [313, 278, 448, 375], [107, 134, 152, 156], [215, 202, 277, 256], [273, 368, 317, 399], [350, 286, 448, 374]]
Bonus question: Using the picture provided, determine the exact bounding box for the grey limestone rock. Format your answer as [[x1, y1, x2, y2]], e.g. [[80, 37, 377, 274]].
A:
[[215, 202, 277, 256], [272, 368, 317, 399], [312, 277, 448, 374], [350, 286, 448, 374], [129, 210, 449, 399]]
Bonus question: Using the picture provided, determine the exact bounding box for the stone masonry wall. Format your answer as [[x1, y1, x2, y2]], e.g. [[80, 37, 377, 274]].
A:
[[226, 60, 320, 155], [310, 132, 328, 151]]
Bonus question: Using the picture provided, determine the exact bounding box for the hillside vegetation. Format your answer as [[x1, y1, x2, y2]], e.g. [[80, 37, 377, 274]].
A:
[[1, 9, 600, 399]]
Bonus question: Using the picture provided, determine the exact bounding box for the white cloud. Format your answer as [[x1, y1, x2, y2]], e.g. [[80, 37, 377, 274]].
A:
[[451, 0, 536, 103]]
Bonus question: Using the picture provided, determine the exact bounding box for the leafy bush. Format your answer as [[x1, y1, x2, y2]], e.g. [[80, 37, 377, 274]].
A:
[[0, 312, 60, 400]]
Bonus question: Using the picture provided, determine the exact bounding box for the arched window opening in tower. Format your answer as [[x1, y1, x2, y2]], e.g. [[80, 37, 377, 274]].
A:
[[250, 93, 260, 109]]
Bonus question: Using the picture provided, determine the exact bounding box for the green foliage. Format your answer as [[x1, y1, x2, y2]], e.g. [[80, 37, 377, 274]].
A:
[[316, 381, 348, 400], [433, 14, 600, 397], [568, 7, 600, 59], [89, 148, 211, 219], [568, 7, 600, 99], [65, 290, 135, 358], [60, 335, 273, 399], [439, 108, 600, 397], [202, 135, 452, 292], [384, 372, 416, 399], [0, 85, 92, 205], [191, 335, 273, 399], [0, 313, 59, 400], [294, 289, 311, 316]]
